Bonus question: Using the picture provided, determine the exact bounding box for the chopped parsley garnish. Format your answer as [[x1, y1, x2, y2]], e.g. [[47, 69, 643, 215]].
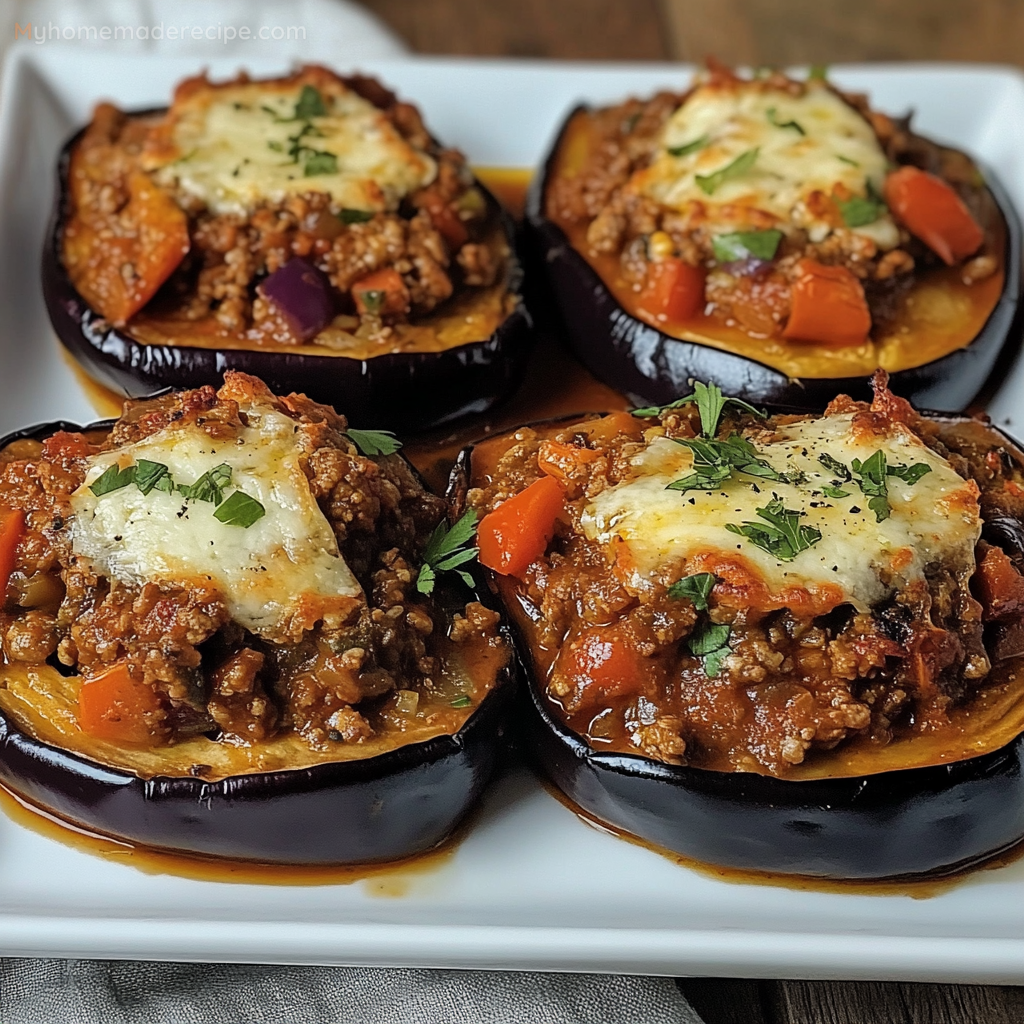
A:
[[346, 429, 403, 457], [90, 460, 263, 528], [837, 154, 860, 167], [687, 619, 731, 677], [836, 181, 887, 228], [212, 490, 266, 528], [667, 134, 710, 158], [725, 498, 822, 561], [817, 452, 851, 481], [668, 572, 716, 611], [416, 510, 479, 595], [134, 459, 172, 496], [304, 151, 338, 176], [695, 148, 759, 196], [633, 381, 763, 435], [450, 694, 472, 709], [178, 463, 232, 505], [712, 229, 783, 263], [850, 450, 890, 522], [293, 84, 328, 120], [89, 463, 136, 496], [339, 208, 374, 224], [766, 107, 805, 135], [667, 434, 786, 495], [888, 461, 933, 485], [822, 484, 851, 498]]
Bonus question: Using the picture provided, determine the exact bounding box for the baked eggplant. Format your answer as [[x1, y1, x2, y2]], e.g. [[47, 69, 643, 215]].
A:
[[458, 376, 1024, 878], [527, 66, 1022, 411], [0, 374, 514, 863], [43, 66, 532, 431]]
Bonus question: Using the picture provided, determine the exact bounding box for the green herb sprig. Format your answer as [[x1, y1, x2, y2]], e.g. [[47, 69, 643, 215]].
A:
[[668, 572, 731, 676], [667, 134, 709, 158], [767, 107, 805, 135], [346, 429, 403, 457], [695, 148, 759, 195], [836, 180, 887, 229], [633, 381, 763, 436], [725, 497, 822, 561], [416, 510, 479, 594], [667, 571, 716, 611], [712, 229, 783, 263]]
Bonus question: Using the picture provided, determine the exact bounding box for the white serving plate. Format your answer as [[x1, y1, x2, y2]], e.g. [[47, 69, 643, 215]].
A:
[[2, 46, 1024, 981]]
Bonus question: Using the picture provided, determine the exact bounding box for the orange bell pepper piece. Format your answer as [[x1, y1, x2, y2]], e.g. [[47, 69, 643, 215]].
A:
[[783, 258, 872, 346], [638, 257, 705, 322], [78, 661, 163, 745], [0, 509, 25, 601], [884, 165, 984, 266], [477, 476, 565, 578]]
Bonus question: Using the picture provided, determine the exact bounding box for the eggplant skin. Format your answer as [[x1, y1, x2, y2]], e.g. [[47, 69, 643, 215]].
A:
[[0, 419, 518, 865], [526, 105, 1024, 413], [43, 123, 534, 433], [453, 420, 1024, 880]]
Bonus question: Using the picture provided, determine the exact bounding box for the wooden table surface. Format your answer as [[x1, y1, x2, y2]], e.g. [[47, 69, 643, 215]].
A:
[[358, 2, 1023, 1020]]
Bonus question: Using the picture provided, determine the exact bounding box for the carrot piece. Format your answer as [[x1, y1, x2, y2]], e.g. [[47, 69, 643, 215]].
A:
[[0, 509, 25, 601], [638, 257, 705, 322], [63, 171, 190, 325], [975, 545, 1024, 620], [557, 626, 647, 711], [884, 165, 984, 266], [477, 476, 565, 578], [537, 440, 600, 487], [419, 188, 469, 249], [783, 258, 872, 346], [351, 267, 411, 317], [78, 662, 163, 745]]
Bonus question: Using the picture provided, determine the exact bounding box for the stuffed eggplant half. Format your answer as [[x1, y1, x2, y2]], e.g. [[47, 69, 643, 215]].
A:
[[44, 65, 530, 430], [0, 373, 513, 863], [530, 64, 1021, 410], [461, 374, 1024, 878]]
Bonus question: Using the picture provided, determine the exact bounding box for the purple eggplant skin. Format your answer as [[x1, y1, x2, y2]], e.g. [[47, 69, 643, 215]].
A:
[[0, 419, 518, 865], [42, 124, 533, 433], [525, 105, 1024, 412], [450, 418, 1024, 880]]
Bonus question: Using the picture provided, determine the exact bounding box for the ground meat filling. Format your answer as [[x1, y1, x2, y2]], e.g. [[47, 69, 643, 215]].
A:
[[546, 65, 997, 340], [64, 71, 504, 343], [0, 377, 500, 750], [470, 385, 1024, 776]]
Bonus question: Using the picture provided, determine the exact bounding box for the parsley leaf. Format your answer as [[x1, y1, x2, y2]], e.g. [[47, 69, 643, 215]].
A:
[[668, 433, 783, 494], [416, 510, 479, 594], [213, 490, 266, 528], [696, 148, 759, 195], [687, 619, 731, 677], [850, 450, 890, 522], [637, 381, 764, 436], [767, 107, 805, 135], [346, 429, 403, 457], [725, 498, 822, 561], [817, 452, 851, 481], [134, 459, 171, 496], [294, 84, 327, 120], [668, 572, 716, 611], [179, 463, 232, 505], [837, 194, 886, 228], [888, 461, 932, 486], [339, 208, 374, 224], [667, 134, 709, 158], [712, 229, 783, 263], [822, 485, 851, 498], [90, 463, 136, 496], [304, 151, 338, 176]]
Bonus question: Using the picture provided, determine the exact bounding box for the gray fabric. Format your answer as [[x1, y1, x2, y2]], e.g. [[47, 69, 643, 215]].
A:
[[0, 960, 703, 1024]]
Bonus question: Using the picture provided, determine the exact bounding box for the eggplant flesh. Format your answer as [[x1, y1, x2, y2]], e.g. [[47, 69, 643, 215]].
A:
[[0, 419, 517, 865], [43, 122, 533, 432], [527, 106, 1024, 413], [455, 414, 1024, 880]]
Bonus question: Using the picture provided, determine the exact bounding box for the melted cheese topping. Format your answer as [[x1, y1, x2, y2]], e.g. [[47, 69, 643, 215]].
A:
[[70, 400, 362, 637], [581, 413, 980, 611], [145, 79, 436, 216], [635, 80, 899, 249]]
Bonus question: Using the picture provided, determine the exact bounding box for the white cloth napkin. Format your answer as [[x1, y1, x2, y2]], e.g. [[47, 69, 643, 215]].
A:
[[0, 1, 708, 1019]]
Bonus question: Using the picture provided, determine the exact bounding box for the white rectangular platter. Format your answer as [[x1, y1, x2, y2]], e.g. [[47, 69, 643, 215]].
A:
[[2, 45, 1024, 981]]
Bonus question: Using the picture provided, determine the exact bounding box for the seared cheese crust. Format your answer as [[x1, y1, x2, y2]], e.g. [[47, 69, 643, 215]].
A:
[[70, 397, 362, 637], [635, 80, 899, 249], [582, 412, 981, 613], [144, 74, 437, 216]]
